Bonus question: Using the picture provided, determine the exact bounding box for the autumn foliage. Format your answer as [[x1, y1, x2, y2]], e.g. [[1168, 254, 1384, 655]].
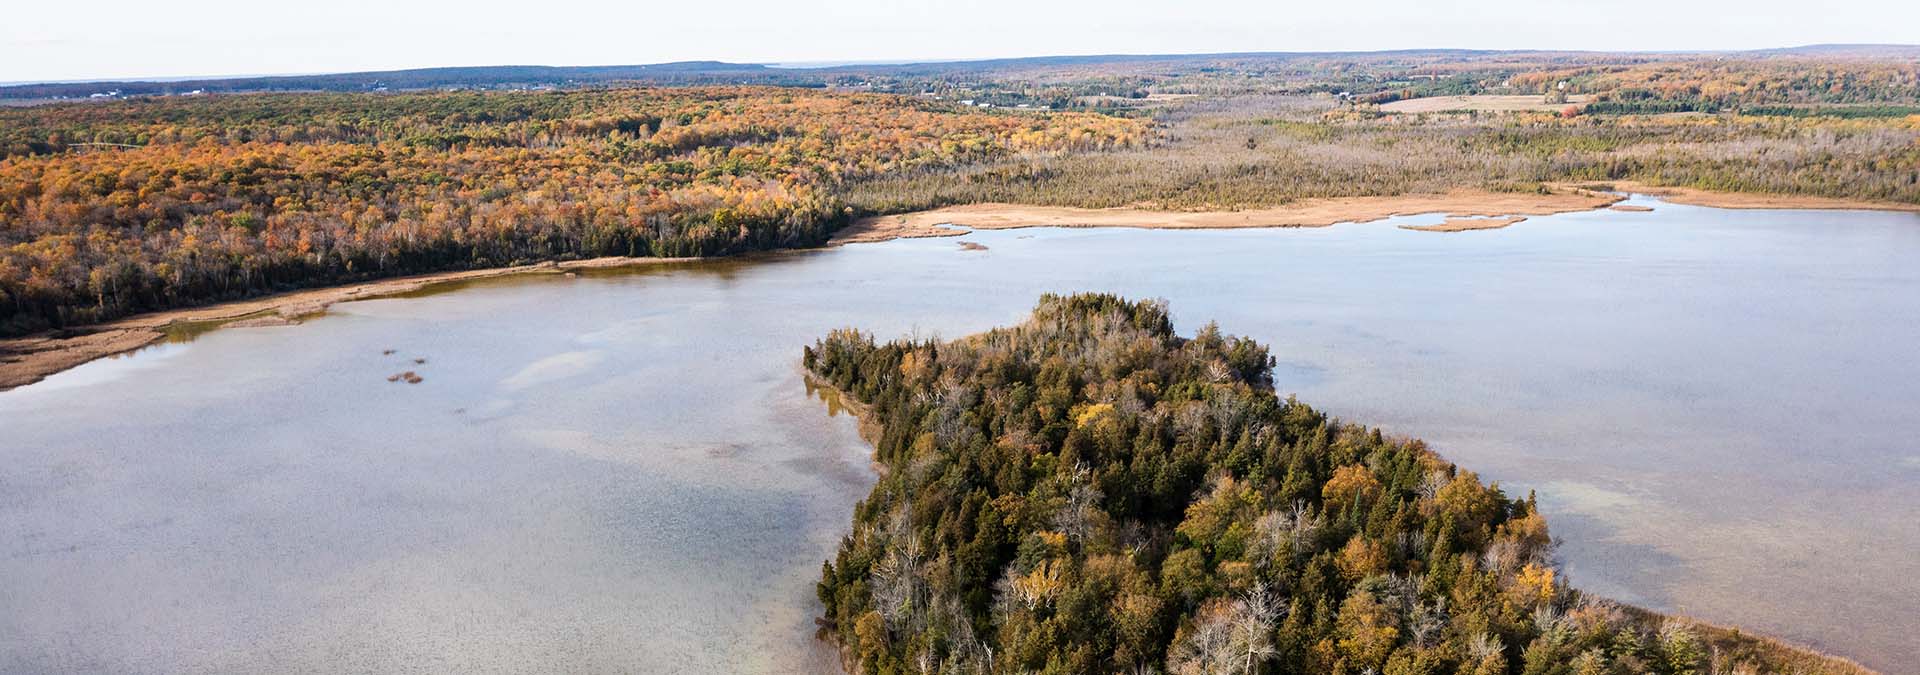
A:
[[0, 88, 1146, 334]]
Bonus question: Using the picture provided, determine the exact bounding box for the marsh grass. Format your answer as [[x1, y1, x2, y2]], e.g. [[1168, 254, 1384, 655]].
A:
[[843, 96, 1920, 214]]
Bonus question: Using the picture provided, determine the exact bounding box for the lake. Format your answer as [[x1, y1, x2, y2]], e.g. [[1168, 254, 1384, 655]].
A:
[[3, 196, 1916, 673]]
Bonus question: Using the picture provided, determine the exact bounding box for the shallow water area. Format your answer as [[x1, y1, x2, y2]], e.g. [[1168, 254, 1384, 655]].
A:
[[3, 197, 1916, 672]]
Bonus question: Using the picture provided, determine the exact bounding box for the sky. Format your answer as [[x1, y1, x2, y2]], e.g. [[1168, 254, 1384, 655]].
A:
[[4, 0, 1917, 83]]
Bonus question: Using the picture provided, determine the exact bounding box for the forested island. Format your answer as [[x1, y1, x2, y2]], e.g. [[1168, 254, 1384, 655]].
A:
[[803, 294, 1869, 675]]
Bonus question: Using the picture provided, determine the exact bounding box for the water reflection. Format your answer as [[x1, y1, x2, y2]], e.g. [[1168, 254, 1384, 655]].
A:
[[2, 198, 1916, 672]]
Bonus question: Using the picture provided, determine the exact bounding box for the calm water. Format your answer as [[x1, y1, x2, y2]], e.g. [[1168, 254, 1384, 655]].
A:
[[3, 197, 1917, 673]]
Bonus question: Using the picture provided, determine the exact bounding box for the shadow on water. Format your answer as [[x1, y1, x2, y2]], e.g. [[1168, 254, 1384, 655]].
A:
[[158, 309, 294, 343], [1541, 509, 1687, 611], [141, 250, 836, 350], [390, 249, 830, 302]]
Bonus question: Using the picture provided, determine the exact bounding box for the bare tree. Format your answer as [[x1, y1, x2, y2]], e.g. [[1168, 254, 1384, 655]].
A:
[[1168, 583, 1285, 675], [1232, 583, 1283, 673]]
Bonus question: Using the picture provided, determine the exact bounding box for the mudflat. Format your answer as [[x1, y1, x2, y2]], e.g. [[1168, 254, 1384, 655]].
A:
[[832, 189, 1624, 243], [1399, 215, 1529, 232]]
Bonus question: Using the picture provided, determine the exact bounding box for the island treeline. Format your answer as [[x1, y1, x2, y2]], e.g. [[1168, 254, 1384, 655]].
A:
[[0, 89, 1146, 335], [803, 293, 1869, 675]]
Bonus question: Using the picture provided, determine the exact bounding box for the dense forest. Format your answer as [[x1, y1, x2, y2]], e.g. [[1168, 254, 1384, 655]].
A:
[[0, 89, 1146, 334], [804, 293, 1870, 675]]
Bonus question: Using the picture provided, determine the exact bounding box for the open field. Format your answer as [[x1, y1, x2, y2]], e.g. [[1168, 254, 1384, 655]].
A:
[[1383, 94, 1591, 113], [848, 93, 1920, 216]]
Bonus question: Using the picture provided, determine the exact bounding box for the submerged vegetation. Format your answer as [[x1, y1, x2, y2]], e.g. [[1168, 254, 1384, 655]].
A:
[[805, 293, 1870, 675]]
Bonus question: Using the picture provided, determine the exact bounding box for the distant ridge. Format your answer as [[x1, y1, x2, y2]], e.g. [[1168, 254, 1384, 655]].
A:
[[6, 45, 1917, 100], [1740, 43, 1920, 58], [0, 61, 789, 100]]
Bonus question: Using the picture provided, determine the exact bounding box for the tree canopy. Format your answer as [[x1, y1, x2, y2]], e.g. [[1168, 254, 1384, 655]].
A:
[[0, 88, 1147, 335], [805, 293, 1869, 675]]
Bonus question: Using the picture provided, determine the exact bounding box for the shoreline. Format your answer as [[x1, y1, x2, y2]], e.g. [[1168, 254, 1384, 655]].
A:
[[9, 183, 1917, 393], [830, 188, 1627, 243], [1574, 181, 1920, 212], [833, 185, 1920, 245], [0, 256, 698, 392]]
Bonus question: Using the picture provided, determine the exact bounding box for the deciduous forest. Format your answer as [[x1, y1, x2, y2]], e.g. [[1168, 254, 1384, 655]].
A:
[[0, 89, 1145, 334], [804, 294, 1871, 675]]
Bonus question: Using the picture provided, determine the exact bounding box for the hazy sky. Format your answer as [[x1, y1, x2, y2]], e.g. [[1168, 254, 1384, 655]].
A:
[[5, 0, 1916, 83]]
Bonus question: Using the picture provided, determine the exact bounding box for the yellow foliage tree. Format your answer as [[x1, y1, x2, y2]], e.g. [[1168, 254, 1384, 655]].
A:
[[1323, 464, 1383, 513]]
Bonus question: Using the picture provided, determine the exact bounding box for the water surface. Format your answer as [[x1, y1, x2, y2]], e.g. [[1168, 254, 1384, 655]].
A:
[[3, 198, 1916, 672]]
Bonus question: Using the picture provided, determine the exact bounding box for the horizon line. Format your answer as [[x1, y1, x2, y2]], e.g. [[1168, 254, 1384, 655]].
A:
[[7, 42, 1917, 89]]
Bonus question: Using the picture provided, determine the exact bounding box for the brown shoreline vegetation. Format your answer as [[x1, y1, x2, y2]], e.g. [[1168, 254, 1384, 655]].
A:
[[1583, 181, 1920, 212], [832, 188, 1623, 243], [0, 255, 694, 391], [836, 181, 1920, 245]]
